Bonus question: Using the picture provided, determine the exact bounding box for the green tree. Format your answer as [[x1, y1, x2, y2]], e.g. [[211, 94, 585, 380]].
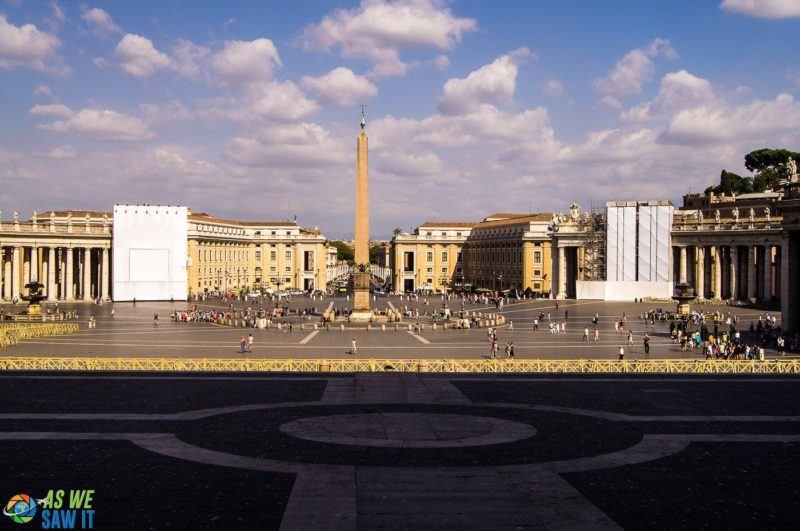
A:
[[369, 246, 385, 265], [392, 227, 402, 236], [329, 241, 354, 264], [705, 170, 752, 195], [744, 148, 800, 190]]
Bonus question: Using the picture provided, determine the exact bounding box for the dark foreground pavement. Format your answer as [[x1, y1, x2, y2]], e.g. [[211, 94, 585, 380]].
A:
[[1, 372, 799, 529]]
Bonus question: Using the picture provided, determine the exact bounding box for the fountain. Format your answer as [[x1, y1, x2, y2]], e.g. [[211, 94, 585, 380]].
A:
[[671, 282, 695, 316]]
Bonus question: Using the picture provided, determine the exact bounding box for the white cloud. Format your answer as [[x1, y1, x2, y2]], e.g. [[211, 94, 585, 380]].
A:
[[115, 34, 171, 77], [211, 38, 281, 85], [35, 145, 78, 159], [721, 0, 800, 18], [299, 0, 477, 78], [433, 54, 450, 70], [38, 108, 156, 141], [225, 122, 347, 168], [438, 48, 531, 115], [660, 92, 800, 145], [543, 79, 564, 98], [170, 39, 210, 78], [620, 70, 715, 123], [199, 81, 319, 124], [44, 4, 66, 32], [33, 84, 53, 98], [92, 56, 110, 68], [301, 67, 378, 107], [81, 7, 122, 35], [0, 14, 61, 72], [29, 103, 73, 118], [593, 38, 677, 99]]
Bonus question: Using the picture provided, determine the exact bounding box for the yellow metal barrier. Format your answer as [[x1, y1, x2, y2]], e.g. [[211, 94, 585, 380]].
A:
[[0, 323, 79, 348], [0, 356, 798, 373]]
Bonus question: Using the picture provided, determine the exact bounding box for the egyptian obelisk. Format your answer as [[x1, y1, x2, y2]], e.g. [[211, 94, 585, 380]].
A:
[[351, 104, 374, 321]]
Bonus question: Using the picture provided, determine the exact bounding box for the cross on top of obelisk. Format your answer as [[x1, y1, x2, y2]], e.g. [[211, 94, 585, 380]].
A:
[[359, 103, 367, 131]]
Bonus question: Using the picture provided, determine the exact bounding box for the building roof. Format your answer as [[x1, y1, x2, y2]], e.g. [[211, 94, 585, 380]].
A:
[[474, 213, 552, 228], [189, 213, 297, 227], [482, 213, 527, 221], [418, 221, 478, 228], [36, 210, 112, 219]]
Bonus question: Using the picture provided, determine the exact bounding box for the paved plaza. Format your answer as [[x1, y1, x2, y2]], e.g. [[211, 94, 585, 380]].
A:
[[0, 296, 785, 359], [1, 372, 799, 528]]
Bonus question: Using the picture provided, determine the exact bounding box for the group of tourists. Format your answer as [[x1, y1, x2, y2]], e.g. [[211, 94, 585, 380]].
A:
[[486, 326, 515, 359]]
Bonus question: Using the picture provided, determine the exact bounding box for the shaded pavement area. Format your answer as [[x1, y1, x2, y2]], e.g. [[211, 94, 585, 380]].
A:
[[1, 373, 799, 528]]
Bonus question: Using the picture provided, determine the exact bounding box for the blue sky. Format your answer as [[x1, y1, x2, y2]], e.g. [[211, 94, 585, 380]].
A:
[[1, 0, 799, 237]]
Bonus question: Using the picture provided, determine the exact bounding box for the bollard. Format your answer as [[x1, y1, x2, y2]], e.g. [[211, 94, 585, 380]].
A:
[[367, 324, 372, 332], [432, 324, 437, 330], [417, 359, 429, 372], [277, 323, 282, 331], [318, 360, 330, 372], [394, 323, 399, 332], [340, 324, 345, 331], [326, 323, 331, 331], [381, 324, 386, 331], [407, 324, 412, 331], [443, 323, 448, 330], [313, 323, 318, 330], [301, 324, 306, 330]]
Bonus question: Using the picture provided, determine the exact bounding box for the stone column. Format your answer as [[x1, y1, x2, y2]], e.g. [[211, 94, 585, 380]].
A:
[[22, 247, 29, 287], [747, 246, 757, 300], [101, 247, 109, 300], [679, 246, 687, 284], [2, 249, 10, 300], [695, 246, 705, 298], [763, 245, 772, 301], [47, 247, 56, 301], [30, 246, 39, 282], [712, 246, 722, 300], [83, 247, 92, 300], [65, 247, 74, 300], [352, 126, 372, 316], [11, 246, 21, 300], [557, 246, 567, 299], [728, 246, 738, 299]]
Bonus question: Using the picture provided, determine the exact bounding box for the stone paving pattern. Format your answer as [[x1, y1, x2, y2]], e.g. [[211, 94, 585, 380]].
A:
[[1, 372, 799, 529]]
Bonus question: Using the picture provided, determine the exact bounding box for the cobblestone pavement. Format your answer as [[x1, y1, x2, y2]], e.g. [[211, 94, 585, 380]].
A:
[[1, 373, 799, 528], [0, 296, 786, 359]]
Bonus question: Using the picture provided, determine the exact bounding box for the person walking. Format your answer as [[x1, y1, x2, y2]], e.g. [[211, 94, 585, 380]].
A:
[[643, 334, 650, 356], [350, 337, 357, 355], [533, 318, 539, 331], [153, 314, 159, 326], [618, 345, 625, 360], [594, 327, 600, 342], [247, 333, 254, 353], [508, 321, 513, 331], [110, 308, 115, 319], [506, 341, 515, 359], [627, 330, 634, 345], [240, 337, 247, 353]]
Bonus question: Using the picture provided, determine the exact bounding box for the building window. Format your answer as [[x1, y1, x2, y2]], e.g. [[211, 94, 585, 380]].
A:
[[441, 267, 448, 273], [534, 282, 541, 289], [534, 269, 541, 276], [427, 267, 433, 273], [441, 251, 448, 262], [270, 266, 276, 273], [285, 250, 292, 260], [284, 277, 291, 283], [426, 278, 433, 284], [426, 252, 433, 262], [270, 250, 276, 260], [255, 250, 261, 261], [285, 266, 291, 272], [534, 251, 541, 263]]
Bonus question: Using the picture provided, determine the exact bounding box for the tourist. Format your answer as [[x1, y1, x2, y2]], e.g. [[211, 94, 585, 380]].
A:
[[506, 341, 515, 359], [247, 333, 254, 353], [508, 321, 513, 331], [350, 337, 357, 355], [594, 327, 599, 342], [628, 330, 634, 345], [643, 334, 650, 356], [239, 337, 246, 353], [533, 318, 538, 331], [490, 338, 499, 358], [583, 326, 589, 341], [153, 314, 159, 326], [618, 345, 625, 360], [110, 308, 114, 319]]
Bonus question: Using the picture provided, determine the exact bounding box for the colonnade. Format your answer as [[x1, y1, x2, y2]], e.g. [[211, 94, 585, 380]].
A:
[[0, 245, 110, 302], [674, 243, 780, 302]]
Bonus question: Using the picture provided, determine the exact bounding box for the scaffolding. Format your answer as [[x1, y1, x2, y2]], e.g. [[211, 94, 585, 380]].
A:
[[578, 203, 606, 281]]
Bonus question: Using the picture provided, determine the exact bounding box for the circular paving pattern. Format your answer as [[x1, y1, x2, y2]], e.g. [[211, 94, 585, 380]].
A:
[[279, 412, 537, 448], [177, 403, 643, 467]]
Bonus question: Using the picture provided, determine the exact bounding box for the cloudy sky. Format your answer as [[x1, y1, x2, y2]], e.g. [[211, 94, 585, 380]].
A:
[[1, 0, 799, 237]]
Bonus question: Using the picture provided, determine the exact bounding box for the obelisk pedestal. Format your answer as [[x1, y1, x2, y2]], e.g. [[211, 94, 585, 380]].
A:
[[350, 121, 374, 322]]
